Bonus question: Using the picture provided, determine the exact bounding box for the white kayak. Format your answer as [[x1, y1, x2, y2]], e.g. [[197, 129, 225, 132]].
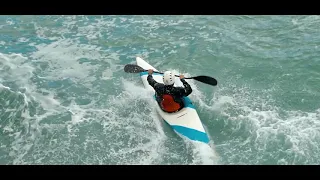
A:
[[136, 57, 210, 144]]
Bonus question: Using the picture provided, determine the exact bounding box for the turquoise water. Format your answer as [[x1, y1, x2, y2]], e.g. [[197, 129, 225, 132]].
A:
[[1, 15, 320, 165]]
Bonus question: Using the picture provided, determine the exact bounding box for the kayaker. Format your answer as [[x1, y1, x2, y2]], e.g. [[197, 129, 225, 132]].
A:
[[147, 69, 192, 113]]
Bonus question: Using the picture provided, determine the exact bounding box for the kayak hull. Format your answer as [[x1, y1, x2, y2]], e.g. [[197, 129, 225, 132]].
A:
[[136, 57, 209, 144]]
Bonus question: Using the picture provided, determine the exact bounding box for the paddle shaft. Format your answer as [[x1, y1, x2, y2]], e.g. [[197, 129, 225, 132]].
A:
[[144, 70, 194, 79], [124, 64, 217, 86]]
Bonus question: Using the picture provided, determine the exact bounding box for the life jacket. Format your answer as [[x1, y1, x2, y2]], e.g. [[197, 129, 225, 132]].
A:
[[160, 94, 181, 113]]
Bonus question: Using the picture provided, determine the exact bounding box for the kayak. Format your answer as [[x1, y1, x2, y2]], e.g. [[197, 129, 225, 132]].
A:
[[136, 57, 210, 144]]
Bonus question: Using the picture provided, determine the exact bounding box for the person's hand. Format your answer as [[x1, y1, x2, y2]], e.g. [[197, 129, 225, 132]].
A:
[[179, 74, 185, 79], [148, 69, 154, 75]]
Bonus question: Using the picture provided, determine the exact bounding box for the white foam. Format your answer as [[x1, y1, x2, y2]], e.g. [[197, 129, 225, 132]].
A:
[[0, 83, 10, 91], [6, 18, 14, 25], [180, 138, 219, 165], [0, 53, 33, 87], [18, 37, 29, 43], [38, 78, 165, 165], [168, 50, 177, 54], [33, 21, 70, 41], [128, 68, 221, 164], [0, 52, 70, 163], [208, 82, 320, 164], [0, 18, 141, 164], [29, 38, 106, 87], [180, 43, 187, 47], [101, 69, 113, 80]]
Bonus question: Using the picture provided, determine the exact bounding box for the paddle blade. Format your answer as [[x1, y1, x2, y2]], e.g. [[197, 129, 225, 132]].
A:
[[124, 64, 146, 73], [191, 76, 218, 86]]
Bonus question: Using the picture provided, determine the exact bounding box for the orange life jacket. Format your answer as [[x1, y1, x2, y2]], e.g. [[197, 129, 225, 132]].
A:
[[161, 94, 181, 113]]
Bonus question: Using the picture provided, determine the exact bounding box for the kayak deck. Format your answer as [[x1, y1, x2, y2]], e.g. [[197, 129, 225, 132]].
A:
[[136, 57, 209, 144]]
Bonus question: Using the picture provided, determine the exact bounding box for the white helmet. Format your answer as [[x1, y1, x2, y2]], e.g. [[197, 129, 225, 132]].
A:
[[163, 71, 175, 85]]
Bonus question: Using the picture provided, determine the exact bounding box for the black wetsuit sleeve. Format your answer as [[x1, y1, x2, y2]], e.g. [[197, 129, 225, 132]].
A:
[[147, 74, 158, 88], [178, 79, 192, 96], [147, 74, 164, 93], [147, 75, 164, 103]]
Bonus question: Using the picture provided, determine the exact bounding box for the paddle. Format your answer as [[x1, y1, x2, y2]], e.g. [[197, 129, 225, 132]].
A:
[[124, 64, 218, 86]]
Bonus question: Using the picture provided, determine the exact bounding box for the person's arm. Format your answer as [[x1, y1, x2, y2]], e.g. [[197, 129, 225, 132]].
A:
[[178, 75, 192, 96], [147, 69, 158, 88]]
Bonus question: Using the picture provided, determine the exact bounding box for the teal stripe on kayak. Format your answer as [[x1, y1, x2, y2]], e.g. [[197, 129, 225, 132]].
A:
[[152, 97, 207, 143], [183, 97, 196, 109], [171, 125, 209, 143], [140, 72, 163, 76]]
